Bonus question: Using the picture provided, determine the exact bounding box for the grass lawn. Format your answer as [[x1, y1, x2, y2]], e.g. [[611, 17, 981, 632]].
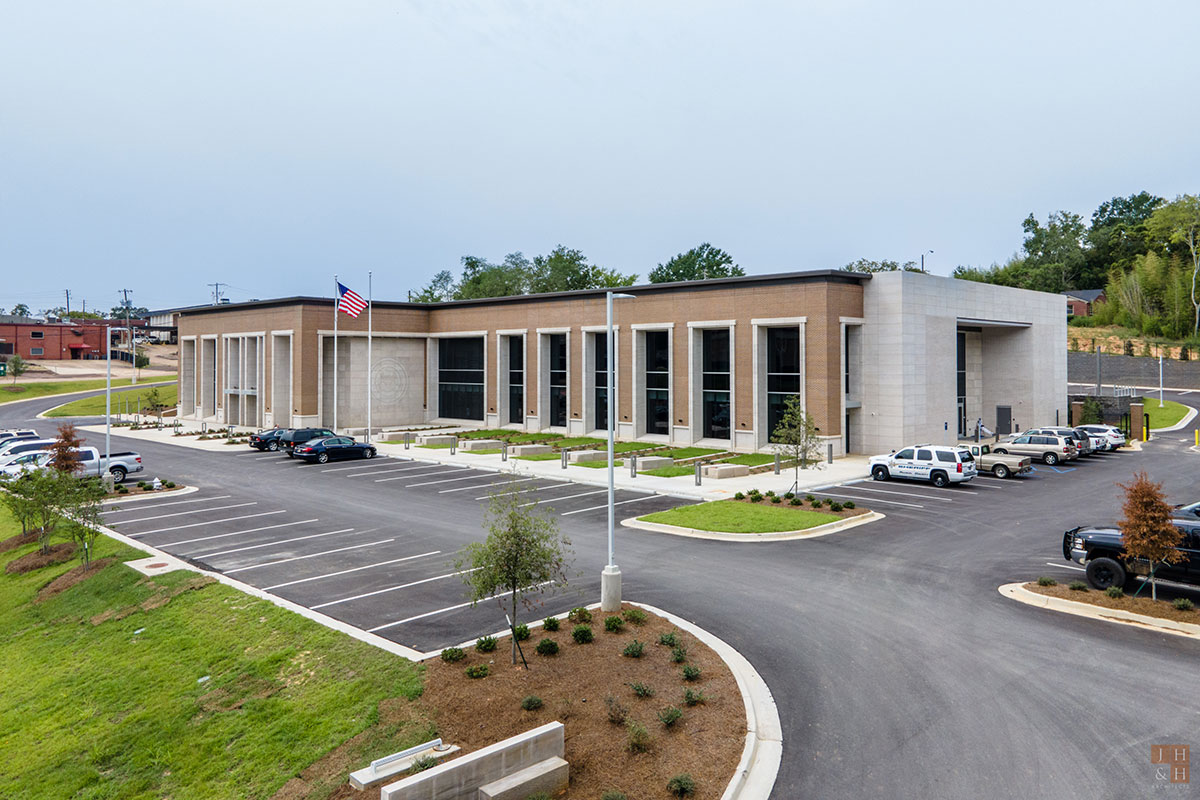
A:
[[1147, 399, 1192, 429], [505, 432, 562, 444], [455, 428, 511, 439], [659, 446, 725, 460], [719, 453, 777, 467], [463, 447, 503, 455], [45, 383, 179, 417], [576, 459, 624, 469], [549, 436, 604, 448], [417, 442, 455, 449], [0, 513, 428, 800], [610, 441, 664, 454], [0, 378, 137, 404], [640, 499, 840, 533], [515, 452, 565, 461], [642, 464, 697, 478]]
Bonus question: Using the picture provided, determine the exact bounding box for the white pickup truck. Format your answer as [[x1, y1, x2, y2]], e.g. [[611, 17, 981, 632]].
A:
[[0, 446, 144, 482]]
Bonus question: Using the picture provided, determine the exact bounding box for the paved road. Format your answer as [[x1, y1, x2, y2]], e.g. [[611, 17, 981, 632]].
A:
[[5, 391, 1199, 799]]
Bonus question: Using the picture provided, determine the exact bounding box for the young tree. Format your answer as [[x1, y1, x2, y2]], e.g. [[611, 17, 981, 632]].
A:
[[1118, 471, 1185, 600], [48, 422, 85, 475], [0, 475, 39, 539], [63, 478, 107, 568], [7, 354, 27, 384], [455, 487, 573, 666], [528, 245, 637, 293], [26, 470, 75, 555], [649, 243, 744, 283], [771, 394, 822, 490], [1079, 397, 1104, 425]]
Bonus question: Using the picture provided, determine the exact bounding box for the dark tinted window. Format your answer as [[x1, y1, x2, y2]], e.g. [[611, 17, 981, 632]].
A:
[[439, 337, 485, 420], [936, 451, 955, 463], [916, 449, 932, 460], [896, 449, 914, 459]]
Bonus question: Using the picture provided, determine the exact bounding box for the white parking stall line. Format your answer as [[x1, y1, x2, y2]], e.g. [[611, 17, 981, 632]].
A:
[[234, 451, 265, 457], [167, 519, 320, 548], [321, 459, 409, 473], [224, 539, 395, 574], [815, 491, 924, 509], [523, 489, 606, 507], [103, 495, 233, 513], [1178, 390, 1194, 396], [341, 464, 438, 479], [1045, 561, 1086, 572], [474, 481, 570, 500], [193, 528, 356, 560], [405, 473, 497, 488], [310, 569, 476, 610], [561, 494, 658, 516], [439, 477, 534, 494], [376, 467, 469, 483], [108, 502, 257, 525], [368, 581, 555, 633], [254, 454, 282, 460], [834, 484, 956, 503], [128, 510, 287, 537], [972, 476, 1015, 484], [262, 550, 441, 591]]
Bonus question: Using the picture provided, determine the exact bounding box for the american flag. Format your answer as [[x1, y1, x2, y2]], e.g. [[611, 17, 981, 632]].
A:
[[337, 282, 367, 318]]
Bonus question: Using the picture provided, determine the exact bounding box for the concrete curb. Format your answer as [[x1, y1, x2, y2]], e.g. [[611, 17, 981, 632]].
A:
[[100, 484, 199, 505], [621, 510, 885, 542], [1150, 403, 1198, 432], [999, 582, 1200, 640], [33, 380, 178, 419]]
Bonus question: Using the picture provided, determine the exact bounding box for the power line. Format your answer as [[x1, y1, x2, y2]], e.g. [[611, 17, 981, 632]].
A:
[[208, 282, 227, 305]]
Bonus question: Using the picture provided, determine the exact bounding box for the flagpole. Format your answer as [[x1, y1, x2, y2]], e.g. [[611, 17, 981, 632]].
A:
[[333, 274, 339, 433], [367, 271, 373, 445]]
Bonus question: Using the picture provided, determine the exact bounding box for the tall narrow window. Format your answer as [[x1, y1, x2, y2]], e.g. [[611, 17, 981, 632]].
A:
[[438, 338, 484, 420], [645, 330, 669, 435], [766, 327, 800, 441], [956, 331, 967, 437], [508, 336, 524, 424], [702, 329, 730, 440], [549, 333, 567, 427], [594, 333, 609, 431]]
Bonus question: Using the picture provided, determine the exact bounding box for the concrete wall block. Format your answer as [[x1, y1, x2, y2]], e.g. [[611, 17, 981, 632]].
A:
[[703, 463, 749, 478], [417, 434, 458, 446], [509, 444, 553, 456], [459, 439, 503, 451], [635, 455, 673, 470], [477, 757, 568, 800], [567, 449, 606, 463]]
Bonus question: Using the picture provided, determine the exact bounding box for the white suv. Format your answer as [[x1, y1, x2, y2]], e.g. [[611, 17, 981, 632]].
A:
[[869, 444, 977, 487], [1077, 424, 1126, 449]]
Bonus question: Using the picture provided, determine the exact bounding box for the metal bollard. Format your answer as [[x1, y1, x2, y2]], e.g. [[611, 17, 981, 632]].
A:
[[695, 461, 702, 485], [561, 449, 568, 469], [501, 442, 508, 462], [450, 440, 457, 454], [827, 443, 833, 464], [629, 454, 637, 477], [774, 453, 781, 475], [404, 433, 410, 449]]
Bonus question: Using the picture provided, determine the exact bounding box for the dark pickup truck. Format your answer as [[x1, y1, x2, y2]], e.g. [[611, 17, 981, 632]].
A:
[[1063, 521, 1200, 589]]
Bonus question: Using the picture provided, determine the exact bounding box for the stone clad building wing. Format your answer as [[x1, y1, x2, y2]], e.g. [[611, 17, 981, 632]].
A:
[[175, 270, 1066, 456]]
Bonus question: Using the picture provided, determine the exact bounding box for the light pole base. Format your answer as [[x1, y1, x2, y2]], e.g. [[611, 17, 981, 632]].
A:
[[600, 564, 622, 612]]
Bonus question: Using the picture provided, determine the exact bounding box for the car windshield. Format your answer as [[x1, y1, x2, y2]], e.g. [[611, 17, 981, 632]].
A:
[[958, 451, 974, 462], [302, 437, 326, 446]]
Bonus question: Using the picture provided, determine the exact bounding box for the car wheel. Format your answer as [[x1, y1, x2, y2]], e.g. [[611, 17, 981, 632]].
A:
[[268, 440, 279, 451], [363, 448, 375, 459], [1044, 452, 1059, 466], [1085, 557, 1126, 590], [871, 466, 889, 481], [317, 452, 329, 464], [994, 448, 1008, 454], [110, 466, 127, 483], [931, 471, 949, 488], [993, 464, 1010, 479], [287, 451, 294, 458]]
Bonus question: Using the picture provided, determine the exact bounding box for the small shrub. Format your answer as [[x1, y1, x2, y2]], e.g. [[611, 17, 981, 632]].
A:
[[521, 695, 543, 711], [1068, 581, 1089, 591], [658, 631, 680, 647], [605, 695, 629, 724], [829, 501, 843, 512], [572, 625, 594, 644], [465, 664, 489, 679], [440, 646, 465, 663], [658, 705, 682, 727], [683, 687, 706, 706], [623, 639, 645, 658], [671, 645, 688, 663], [568, 607, 593, 624], [770, 495, 782, 504], [513, 623, 530, 641], [626, 719, 653, 753], [628, 682, 655, 698], [682, 664, 701, 681], [842, 500, 855, 509], [1105, 586, 1124, 599], [543, 616, 560, 632], [789, 497, 802, 506], [622, 608, 647, 625], [765, 490, 775, 497], [475, 635, 498, 652], [164, 481, 176, 488], [1037, 576, 1057, 587], [409, 754, 437, 773], [734, 491, 745, 500], [605, 615, 624, 633], [667, 774, 696, 797], [805, 494, 815, 503], [784, 492, 795, 499], [1173, 598, 1195, 611], [136, 481, 147, 488], [602, 792, 628, 800], [535, 638, 559, 656]]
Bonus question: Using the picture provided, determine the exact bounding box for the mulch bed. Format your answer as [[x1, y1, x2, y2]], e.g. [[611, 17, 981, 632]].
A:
[[420, 603, 744, 799], [35, 558, 116, 603], [0, 532, 38, 554], [1027, 582, 1200, 625], [5, 542, 76, 574], [731, 495, 870, 519]]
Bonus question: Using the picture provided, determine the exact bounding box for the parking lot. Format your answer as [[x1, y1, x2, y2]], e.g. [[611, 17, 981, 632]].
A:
[[101, 452, 693, 652]]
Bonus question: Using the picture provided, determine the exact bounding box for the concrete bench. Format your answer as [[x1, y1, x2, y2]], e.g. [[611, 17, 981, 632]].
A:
[[509, 444, 553, 456], [703, 463, 749, 478], [635, 455, 673, 470], [478, 757, 568, 800], [459, 439, 503, 451], [348, 740, 460, 790], [416, 434, 457, 446], [379, 721, 564, 800], [567, 450, 607, 463]]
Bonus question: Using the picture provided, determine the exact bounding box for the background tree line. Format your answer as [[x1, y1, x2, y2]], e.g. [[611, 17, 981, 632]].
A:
[[952, 192, 1200, 340]]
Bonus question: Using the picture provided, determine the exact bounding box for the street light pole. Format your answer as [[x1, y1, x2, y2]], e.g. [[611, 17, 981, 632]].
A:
[[602, 290, 635, 613], [104, 327, 111, 479], [920, 249, 934, 272]]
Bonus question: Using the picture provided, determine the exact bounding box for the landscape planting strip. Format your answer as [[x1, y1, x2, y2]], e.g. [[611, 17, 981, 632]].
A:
[[1000, 582, 1200, 640]]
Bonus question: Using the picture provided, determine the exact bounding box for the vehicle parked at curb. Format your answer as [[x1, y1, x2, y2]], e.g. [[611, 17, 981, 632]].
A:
[[0, 429, 38, 445], [0, 438, 57, 460], [1026, 426, 1093, 456], [994, 433, 1077, 465], [1063, 520, 1200, 589], [292, 436, 375, 464], [280, 427, 335, 456], [869, 444, 976, 487], [0, 446, 143, 482], [1077, 424, 1127, 449], [956, 442, 1031, 479], [249, 428, 289, 451], [1173, 501, 1200, 520]]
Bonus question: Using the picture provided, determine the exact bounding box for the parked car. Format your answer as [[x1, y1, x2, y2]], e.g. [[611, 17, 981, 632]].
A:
[[1173, 501, 1200, 520], [1026, 426, 1093, 456], [1073, 426, 1109, 451], [869, 444, 977, 487], [0, 429, 38, 444], [0, 438, 57, 460], [0, 446, 142, 482], [1077, 424, 1127, 449], [280, 427, 335, 456], [956, 441, 1031, 479], [1063, 519, 1200, 589], [994, 433, 1076, 465], [292, 436, 376, 464], [0, 450, 49, 479], [249, 428, 289, 451]]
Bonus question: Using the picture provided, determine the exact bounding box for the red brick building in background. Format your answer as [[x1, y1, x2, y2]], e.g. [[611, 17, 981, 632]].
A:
[[0, 316, 108, 360], [1062, 289, 1106, 317]]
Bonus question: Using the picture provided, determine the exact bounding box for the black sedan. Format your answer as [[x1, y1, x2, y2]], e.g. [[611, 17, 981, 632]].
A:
[[248, 428, 289, 451], [292, 436, 376, 464]]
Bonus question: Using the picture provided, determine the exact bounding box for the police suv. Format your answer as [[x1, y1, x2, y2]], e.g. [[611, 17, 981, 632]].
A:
[[868, 444, 977, 487]]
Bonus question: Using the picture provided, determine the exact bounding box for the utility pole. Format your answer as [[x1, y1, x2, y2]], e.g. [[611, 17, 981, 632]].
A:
[[120, 289, 136, 385], [208, 283, 226, 305], [64, 289, 70, 316]]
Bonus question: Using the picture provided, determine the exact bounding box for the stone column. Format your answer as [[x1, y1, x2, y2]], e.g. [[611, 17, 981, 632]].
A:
[[1130, 402, 1145, 441]]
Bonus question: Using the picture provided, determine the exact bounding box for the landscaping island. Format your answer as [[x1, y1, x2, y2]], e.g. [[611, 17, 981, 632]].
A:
[[641, 496, 868, 534], [1025, 578, 1199, 625]]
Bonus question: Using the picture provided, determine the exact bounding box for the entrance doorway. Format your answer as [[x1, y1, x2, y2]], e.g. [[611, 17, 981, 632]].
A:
[[957, 398, 966, 438], [996, 405, 1012, 435]]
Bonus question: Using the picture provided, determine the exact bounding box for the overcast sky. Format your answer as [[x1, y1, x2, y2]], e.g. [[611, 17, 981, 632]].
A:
[[3, 1, 1198, 313]]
